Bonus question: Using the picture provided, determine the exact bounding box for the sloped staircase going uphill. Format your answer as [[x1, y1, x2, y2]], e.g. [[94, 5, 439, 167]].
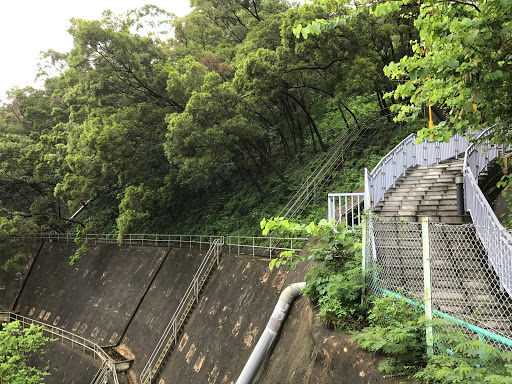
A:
[[374, 158, 469, 224], [371, 157, 512, 337], [140, 239, 223, 384]]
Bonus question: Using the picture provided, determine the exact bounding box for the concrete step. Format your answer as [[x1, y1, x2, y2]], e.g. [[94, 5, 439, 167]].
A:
[[381, 199, 458, 206], [396, 177, 459, 185], [378, 206, 458, 214], [384, 193, 452, 200], [379, 209, 458, 217], [477, 318, 512, 332]]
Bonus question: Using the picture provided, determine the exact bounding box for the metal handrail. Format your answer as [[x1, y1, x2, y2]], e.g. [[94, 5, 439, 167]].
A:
[[463, 126, 512, 297], [225, 236, 307, 258], [26, 233, 223, 250], [366, 131, 470, 209], [140, 238, 224, 384], [278, 111, 386, 220], [0, 312, 118, 384], [327, 192, 366, 230]]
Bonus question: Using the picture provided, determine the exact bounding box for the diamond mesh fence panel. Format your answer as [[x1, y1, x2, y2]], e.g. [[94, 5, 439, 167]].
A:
[[366, 217, 423, 303], [365, 216, 512, 351], [430, 222, 512, 350]]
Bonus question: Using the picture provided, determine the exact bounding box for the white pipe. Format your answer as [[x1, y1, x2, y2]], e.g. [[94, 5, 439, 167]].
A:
[[236, 282, 306, 384]]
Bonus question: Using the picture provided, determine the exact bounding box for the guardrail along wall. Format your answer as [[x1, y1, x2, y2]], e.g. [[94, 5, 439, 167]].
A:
[[1, 312, 119, 384], [463, 127, 512, 297]]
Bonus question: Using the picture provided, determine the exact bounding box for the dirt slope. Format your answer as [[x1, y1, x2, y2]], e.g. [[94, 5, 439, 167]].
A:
[[255, 297, 408, 384]]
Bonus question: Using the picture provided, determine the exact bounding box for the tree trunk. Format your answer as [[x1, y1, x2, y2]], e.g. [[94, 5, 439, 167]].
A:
[[338, 100, 359, 128], [285, 93, 326, 152], [248, 141, 288, 184], [337, 102, 350, 130]]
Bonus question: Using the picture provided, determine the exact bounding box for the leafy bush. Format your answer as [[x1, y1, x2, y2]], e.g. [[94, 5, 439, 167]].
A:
[[352, 294, 427, 375], [0, 321, 52, 383], [2, 253, 26, 274], [415, 334, 512, 383], [354, 294, 512, 382], [260, 217, 362, 270], [261, 217, 365, 329], [313, 259, 366, 330]]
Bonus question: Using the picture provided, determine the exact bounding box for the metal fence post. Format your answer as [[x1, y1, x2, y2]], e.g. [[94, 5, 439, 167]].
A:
[[361, 216, 367, 304], [422, 217, 434, 356], [362, 216, 367, 283]]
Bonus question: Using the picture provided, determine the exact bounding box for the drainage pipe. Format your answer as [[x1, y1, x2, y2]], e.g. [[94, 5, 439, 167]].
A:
[[236, 282, 306, 384]]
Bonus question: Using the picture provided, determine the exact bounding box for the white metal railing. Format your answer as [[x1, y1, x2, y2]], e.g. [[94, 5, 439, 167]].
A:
[[0, 312, 118, 384], [360, 123, 512, 297], [327, 193, 366, 230], [366, 132, 471, 209], [140, 238, 224, 384], [463, 127, 512, 297], [31, 233, 223, 250], [278, 111, 387, 219], [226, 236, 307, 258]]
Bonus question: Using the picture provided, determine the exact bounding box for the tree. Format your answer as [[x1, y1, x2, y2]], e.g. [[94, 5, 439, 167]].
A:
[[382, 0, 512, 142], [293, 0, 512, 142], [0, 321, 51, 384]]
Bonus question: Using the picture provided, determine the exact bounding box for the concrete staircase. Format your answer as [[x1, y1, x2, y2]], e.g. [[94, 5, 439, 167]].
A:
[[374, 158, 469, 224], [371, 157, 512, 337]]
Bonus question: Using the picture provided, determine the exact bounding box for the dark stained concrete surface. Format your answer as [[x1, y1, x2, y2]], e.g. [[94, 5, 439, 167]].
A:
[[15, 242, 168, 346], [29, 339, 101, 384], [255, 297, 411, 384], [0, 241, 40, 310], [118, 247, 205, 378], [10, 242, 412, 384], [156, 253, 307, 384]]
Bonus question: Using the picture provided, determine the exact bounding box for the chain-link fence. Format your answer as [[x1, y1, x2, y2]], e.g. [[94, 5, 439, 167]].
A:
[[365, 216, 512, 352]]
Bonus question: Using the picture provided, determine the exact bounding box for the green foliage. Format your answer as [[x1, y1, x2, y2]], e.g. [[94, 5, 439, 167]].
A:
[[0, 1, 419, 245], [260, 217, 362, 270], [261, 217, 365, 329], [0, 321, 52, 383], [384, 0, 512, 140], [415, 338, 512, 383], [299, 0, 512, 146], [353, 294, 427, 375], [3, 253, 26, 274], [353, 294, 512, 381], [307, 258, 366, 330], [117, 185, 151, 242]]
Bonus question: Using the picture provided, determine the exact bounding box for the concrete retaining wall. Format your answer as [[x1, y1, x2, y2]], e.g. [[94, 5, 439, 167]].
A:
[[118, 247, 206, 377], [156, 253, 305, 384], [15, 242, 168, 346]]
